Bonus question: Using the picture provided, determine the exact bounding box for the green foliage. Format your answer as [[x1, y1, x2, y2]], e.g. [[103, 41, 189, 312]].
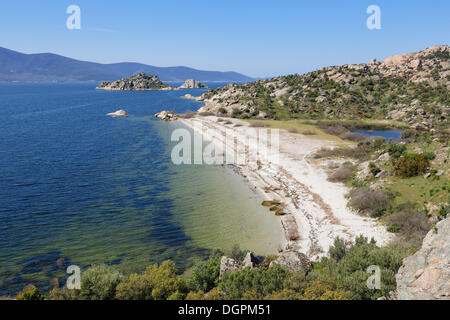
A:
[[218, 107, 227, 114], [187, 250, 223, 292], [314, 236, 410, 300], [387, 142, 407, 163], [231, 108, 242, 118], [369, 162, 381, 177], [230, 244, 246, 262], [80, 264, 122, 300], [328, 237, 347, 262], [394, 154, 430, 178], [16, 285, 46, 300], [115, 260, 184, 300], [218, 264, 290, 299]]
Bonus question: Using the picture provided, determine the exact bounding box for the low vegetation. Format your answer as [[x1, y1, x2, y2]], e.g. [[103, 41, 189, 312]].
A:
[[22, 237, 410, 301]]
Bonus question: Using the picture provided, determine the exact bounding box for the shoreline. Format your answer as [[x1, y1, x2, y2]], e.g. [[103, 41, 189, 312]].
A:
[[180, 116, 393, 260]]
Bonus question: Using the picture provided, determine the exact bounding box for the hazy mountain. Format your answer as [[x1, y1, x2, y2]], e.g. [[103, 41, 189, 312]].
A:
[[0, 47, 254, 82]]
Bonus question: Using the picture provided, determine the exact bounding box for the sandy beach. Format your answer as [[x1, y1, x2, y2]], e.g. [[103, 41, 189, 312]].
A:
[[180, 116, 393, 261]]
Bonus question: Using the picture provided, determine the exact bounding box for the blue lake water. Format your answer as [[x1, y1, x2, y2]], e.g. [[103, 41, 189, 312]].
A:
[[0, 83, 283, 295], [353, 129, 402, 141]]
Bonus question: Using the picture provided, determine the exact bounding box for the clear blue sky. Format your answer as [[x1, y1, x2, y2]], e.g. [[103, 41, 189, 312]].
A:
[[0, 0, 448, 78]]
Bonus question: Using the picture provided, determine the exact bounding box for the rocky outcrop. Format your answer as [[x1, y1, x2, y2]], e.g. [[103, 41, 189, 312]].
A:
[[179, 79, 208, 89], [243, 252, 259, 268], [269, 251, 311, 272], [154, 110, 178, 121], [97, 73, 175, 91], [219, 256, 243, 277], [395, 216, 450, 300], [195, 46, 449, 128], [106, 109, 128, 117]]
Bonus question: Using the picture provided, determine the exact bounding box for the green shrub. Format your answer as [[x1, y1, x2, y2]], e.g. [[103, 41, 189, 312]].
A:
[[115, 260, 184, 300], [80, 264, 123, 300], [230, 245, 246, 262], [369, 162, 381, 177], [218, 107, 227, 114], [328, 237, 347, 262], [187, 250, 223, 292], [394, 154, 430, 177], [16, 285, 45, 300], [315, 236, 410, 300], [387, 142, 406, 163], [219, 264, 290, 299]]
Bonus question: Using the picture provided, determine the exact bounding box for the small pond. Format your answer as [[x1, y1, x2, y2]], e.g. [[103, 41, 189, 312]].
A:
[[352, 129, 402, 141]]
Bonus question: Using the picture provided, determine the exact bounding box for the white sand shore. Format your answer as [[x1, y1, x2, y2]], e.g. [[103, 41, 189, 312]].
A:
[[180, 116, 393, 260]]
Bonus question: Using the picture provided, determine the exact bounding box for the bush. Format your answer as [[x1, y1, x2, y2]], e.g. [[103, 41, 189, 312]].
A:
[[49, 286, 80, 300], [231, 108, 242, 118], [315, 236, 410, 300], [388, 205, 431, 247], [387, 142, 406, 163], [230, 245, 246, 262], [187, 250, 223, 292], [218, 107, 228, 114], [80, 265, 123, 300], [288, 127, 299, 133], [328, 237, 347, 261], [16, 285, 45, 300], [369, 162, 381, 177], [394, 154, 430, 177], [249, 121, 270, 128], [328, 162, 354, 182], [219, 264, 290, 299], [115, 260, 184, 300], [348, 187, 391, 214], [302, 129, 317, 135]]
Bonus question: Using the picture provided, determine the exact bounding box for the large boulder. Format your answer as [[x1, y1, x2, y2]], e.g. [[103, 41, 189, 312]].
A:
[[395, 216, 450, 300], [269, 251, 311, 272], [106, 109, 128, 117], [219, 256, 242, 277], [154, 110, 178, 121], [243, 252, 259, 268]]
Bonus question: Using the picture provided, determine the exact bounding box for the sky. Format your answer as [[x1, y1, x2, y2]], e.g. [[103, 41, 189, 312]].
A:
[[0, 0, 449, 78]]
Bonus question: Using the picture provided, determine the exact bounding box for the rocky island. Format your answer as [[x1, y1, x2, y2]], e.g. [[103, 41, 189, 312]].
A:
[[96, 72, 176, 91], [178, 79, 208, 89]]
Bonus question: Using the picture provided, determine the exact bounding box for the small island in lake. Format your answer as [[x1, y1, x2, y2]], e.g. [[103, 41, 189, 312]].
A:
[[96, 73, 176, 91]]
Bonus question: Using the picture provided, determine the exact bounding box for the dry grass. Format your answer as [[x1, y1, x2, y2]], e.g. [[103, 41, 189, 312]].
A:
[[328, 162, 355, 182], [198, 111, 215, 116], [249, 121, 271, 128], [348, 187, 391, 214]]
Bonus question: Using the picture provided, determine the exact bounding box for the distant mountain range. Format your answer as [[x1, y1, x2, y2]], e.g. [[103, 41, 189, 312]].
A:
[[0, 47, 254, 82]]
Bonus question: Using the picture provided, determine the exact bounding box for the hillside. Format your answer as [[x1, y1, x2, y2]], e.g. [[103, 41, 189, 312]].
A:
[[198, 45, 449, 130], [0, 46, 254, 82], [96, 73, 174, 91]]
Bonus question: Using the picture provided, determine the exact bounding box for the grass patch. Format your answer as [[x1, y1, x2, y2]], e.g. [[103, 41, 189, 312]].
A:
[[244, 120, 350, 144]]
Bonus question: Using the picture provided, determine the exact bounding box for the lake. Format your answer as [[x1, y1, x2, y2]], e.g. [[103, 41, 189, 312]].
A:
[[0, 83, 283, 295]]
